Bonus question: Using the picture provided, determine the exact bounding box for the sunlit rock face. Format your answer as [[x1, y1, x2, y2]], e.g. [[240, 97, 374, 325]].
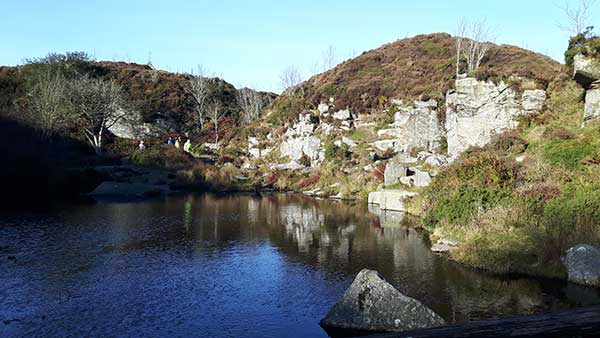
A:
[[375, 100, 444, 153], [573, 54, 600, 89], [572, 54, 600, 126], [320, 269, 445, 333], [445, 78, 545, 158], [108, 110, 172, 139], [563, 244, 600, 287], [279, 113, 324, 165]]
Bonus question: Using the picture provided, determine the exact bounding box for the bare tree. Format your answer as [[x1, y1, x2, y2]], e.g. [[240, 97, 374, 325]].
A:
[[558, 0, 596, 35], [69, 77, 126, 155], [279, 66, 303, 93], [27, 71, 70, 139], [187, 66, 211, 131], [208, 102, 224, 144], [455, 19, 467, 77], [236, 88, 264, 124], [321, 45, 337, 71], [455, 19, 494, 75]]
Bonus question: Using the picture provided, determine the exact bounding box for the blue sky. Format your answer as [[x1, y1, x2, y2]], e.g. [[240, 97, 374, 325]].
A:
[[1, 0, 598, 92]]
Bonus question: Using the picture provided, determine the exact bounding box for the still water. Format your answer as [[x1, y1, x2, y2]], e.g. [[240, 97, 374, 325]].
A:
[[1, 193, 600, 338]]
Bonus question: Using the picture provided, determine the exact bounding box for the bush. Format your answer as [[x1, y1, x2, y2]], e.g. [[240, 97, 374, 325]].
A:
[[424, 151, 521, 227], [324, 140, 350, 161], [299, 175, 320, 189], [131, 144, 193, 170], [542, 127, 574, 140], [543, 138, 594, 169], [565, 29, 599, 66], [540, 184, 600, 262], [484, 130, 528, 154]]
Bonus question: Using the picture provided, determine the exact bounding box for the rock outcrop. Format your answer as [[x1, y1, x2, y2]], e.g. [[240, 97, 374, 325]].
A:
[[573, 54, 600, 125], [375, 99, 444, 154], [108, 110, 173, 139], [562, 244, 600, 287], [384, 163, 407, 187], [320, 269, 445, 333], [279, 113, 324, 165], [446, 78, 546, 157], [573, 54, 600, 89]]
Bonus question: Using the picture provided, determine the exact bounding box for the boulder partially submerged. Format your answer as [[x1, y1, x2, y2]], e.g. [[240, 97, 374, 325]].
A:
[[320, 269, 444, 333], [563, 244, 600, 288]]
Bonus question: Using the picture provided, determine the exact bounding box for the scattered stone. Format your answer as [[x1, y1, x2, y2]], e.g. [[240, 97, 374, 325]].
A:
[[384, 163, 407, 187], [242, 162, 257, 170], [318, 103, 330, 114], [431, 238, 461, 254], [522, 89, 547, 111], [203, 143, 219, 150], [320, 269, 445, 333], [373, 139, 400, 152], [333, 109, 353, 121], [368, 190, 418, 212], [562, 244, 600, 287], [270, 161, 304, 171], [321, 123, 335, 135], [412, 169, 432, 187]]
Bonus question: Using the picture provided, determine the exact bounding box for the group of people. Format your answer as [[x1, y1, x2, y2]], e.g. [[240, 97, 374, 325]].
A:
[[137, 136, 193, 153], [166, 136, 192, 152]]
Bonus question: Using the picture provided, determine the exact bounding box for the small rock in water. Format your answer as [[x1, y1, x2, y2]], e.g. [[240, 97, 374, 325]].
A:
[[320, 269, 444, 333]]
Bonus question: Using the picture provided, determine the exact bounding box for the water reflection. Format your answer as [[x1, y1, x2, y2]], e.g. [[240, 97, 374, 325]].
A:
[[1, 193, 599, 338]]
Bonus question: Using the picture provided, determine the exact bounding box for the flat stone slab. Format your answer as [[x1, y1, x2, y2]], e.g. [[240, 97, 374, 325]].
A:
[[368, 190, 418, 212], [320, 269, 445, 333]]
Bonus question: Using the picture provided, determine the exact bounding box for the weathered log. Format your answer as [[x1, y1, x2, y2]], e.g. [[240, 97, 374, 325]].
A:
[[366, 305, 600, 338]]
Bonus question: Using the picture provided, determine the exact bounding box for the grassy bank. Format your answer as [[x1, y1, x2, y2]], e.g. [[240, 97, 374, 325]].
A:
[[417, 79, 600, 279]]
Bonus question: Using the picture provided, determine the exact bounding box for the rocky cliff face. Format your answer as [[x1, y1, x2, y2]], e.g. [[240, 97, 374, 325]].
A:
[[446, 78, 546, 157], [573, 54, 600, 125]]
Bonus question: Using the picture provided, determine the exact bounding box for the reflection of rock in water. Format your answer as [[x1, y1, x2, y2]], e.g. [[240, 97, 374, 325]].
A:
[[280, 204, 325, 253], [442, 264, 546, 321], [368, 205, 405, 228], [247, 197, 260, 225]]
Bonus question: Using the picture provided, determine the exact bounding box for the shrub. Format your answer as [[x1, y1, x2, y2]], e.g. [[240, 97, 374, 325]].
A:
[[540, 184, 600, 262], [373, 163, 385, 182], [299, 175, 320, 189], [543, 138, 594, 169], [424, 151, 522, 227], [565, 29, 599, 66], [485, 130, 528, 154], [542, 127, 574, 140], [131, 144, 193, 170], [324, 140, 350, 161]]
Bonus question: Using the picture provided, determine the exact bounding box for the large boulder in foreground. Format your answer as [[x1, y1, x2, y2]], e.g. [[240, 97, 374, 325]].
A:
[[320, 269, 444, 333], [563, 244, 600, 287]]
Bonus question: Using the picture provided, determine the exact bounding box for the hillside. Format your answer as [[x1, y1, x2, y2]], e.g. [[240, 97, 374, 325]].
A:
[[274, 33, 564, 115], [0, 60, 277, 138]]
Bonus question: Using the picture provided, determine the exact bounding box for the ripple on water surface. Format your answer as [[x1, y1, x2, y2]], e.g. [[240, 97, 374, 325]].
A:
[[1, 193, 600, 338]]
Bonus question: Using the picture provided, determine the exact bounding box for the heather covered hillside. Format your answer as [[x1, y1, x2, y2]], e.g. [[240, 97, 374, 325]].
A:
[[272, 33, 564, 117]]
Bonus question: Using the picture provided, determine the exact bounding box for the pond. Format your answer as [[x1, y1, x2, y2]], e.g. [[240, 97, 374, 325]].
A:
[[1, 193, 599, 338]]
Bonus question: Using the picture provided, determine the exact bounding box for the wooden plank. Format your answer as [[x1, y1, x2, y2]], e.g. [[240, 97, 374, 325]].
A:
[[365, 305, 600, 338]]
